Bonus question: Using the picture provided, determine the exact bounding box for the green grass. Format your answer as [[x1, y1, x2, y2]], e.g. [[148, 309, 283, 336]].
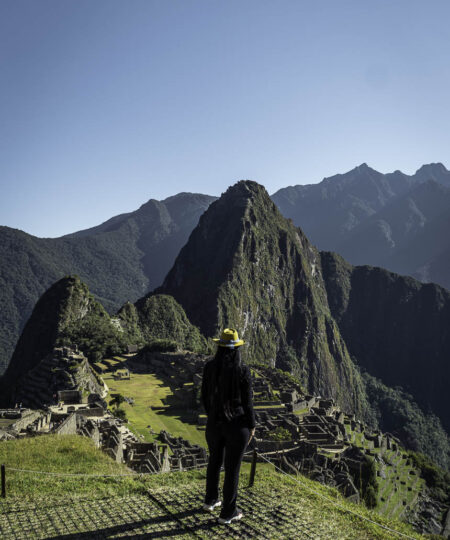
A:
[[104, 372, 206, 447], [376, 454, 424, 519], [0, 435, 136, 500], [294, 407, 309, 416], [0, 435, 424, 539]]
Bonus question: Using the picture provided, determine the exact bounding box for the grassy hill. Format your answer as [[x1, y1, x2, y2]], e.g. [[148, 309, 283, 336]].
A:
[[0, 435, 424, 539]]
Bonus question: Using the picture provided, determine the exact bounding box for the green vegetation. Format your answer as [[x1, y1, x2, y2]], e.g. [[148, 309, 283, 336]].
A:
[[104, 371, 206, 447], [266, 426, 291, 441], [364, 373, 450, 470], [321, 249, 450, 466], [143, 339, 179, 352], [110, 393, 128, 421], [59, 304, 128, 362], [409, 451, 450, 504], [131, 294, 209, 353], [0, 435, 135, 499], [0, 194, 214, 376], [354, 457, 379, 509], [375, 450, 424, 519], [0, 435, 423, 539]]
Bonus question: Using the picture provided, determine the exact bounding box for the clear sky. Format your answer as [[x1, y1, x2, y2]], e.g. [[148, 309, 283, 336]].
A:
[[1, 0, 450, 237]]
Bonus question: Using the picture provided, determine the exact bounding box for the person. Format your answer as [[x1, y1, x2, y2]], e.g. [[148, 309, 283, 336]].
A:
[[201, 328, 256, 524]]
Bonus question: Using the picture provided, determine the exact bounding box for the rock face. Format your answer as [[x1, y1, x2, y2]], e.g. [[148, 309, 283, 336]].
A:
[[321, 250, 450, 436], [157, 181, 367, 416], [0, 192, 215, 376], [272, 163, 450, 291]]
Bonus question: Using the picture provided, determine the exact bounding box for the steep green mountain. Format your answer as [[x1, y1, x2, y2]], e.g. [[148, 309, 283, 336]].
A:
[[320, 251, 450, 450], [0, 193, 215, 376], [157, 180, 368, 416], [0, 275, 116, 406], [271, 163, 450, 291]]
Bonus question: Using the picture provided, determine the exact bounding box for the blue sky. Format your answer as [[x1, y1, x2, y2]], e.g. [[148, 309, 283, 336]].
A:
[[1, 0, 450, 237]]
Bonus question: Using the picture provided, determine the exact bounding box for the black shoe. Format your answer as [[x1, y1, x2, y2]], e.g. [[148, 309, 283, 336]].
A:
[[218, 508, 243, 524]]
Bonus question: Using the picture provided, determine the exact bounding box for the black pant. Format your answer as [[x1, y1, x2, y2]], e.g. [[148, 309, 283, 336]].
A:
[[205, 418, 250, 518]]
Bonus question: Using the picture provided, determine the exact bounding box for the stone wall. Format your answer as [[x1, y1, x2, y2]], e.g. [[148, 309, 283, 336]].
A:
[[53, 413, 77, 435], [11, 410, 42, 432]]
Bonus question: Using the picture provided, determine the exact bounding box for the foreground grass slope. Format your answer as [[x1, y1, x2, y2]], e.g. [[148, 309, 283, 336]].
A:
[[0, 435, 424, 539]]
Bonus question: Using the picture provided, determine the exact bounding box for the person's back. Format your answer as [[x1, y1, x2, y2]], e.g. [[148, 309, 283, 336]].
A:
[[201, 328, 255, 524]]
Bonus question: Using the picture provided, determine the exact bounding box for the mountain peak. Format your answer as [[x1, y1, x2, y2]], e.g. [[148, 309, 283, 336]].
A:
[[0, 275, 106, 405], [158, 179, 366, 414], [219, 179, 270, 206], [414, 163, 450, 185], [416, 162, 448, 174]]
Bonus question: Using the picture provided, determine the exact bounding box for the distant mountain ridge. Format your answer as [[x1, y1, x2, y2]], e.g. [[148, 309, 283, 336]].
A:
[[0, 193, 216, 375], [3, 160, 450, 379], [272, 162, 450, 290]]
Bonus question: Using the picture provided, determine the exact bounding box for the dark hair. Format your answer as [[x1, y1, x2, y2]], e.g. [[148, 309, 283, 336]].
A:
[[212, 347, 243, 421]]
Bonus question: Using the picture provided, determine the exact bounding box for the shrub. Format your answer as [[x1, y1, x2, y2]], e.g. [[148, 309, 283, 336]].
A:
[[143, 339, 179, 353], [113, 408, 127, 421], [266, 426, 291, 442], [364, 485, 378, 509]]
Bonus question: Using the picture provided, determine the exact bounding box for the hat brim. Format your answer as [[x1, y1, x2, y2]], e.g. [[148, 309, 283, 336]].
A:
[[212, 338, 245, 348]]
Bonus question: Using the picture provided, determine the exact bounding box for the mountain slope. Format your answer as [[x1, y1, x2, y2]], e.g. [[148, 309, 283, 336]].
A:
[[0, 275, 112, 406], [272, 163, 450, 291], [321, 251, 450, 437], [157, 180, 368, 416], [0, 193, 215, 375]]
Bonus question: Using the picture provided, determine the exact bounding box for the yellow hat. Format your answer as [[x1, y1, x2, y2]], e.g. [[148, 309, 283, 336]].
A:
[[213, 328, 245, 348]]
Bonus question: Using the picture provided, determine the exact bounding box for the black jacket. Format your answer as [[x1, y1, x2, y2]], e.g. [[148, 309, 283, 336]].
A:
[[201, 357, 256, 429]]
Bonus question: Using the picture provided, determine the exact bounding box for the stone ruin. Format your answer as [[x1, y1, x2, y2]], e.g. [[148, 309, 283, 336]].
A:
[[233, 365, 402, 507], [13, 346, 105, 410], [158, 430, 208, 471], [5, 346, 447, 535]]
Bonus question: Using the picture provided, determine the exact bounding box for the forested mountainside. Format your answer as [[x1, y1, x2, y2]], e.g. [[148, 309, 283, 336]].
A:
[[321, 252, 450, 468], [272, 163, 450, 291], [0, 193, 215, 375]]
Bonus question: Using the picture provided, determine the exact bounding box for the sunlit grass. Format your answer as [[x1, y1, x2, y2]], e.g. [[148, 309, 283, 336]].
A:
[[104, 371, 206, 446]]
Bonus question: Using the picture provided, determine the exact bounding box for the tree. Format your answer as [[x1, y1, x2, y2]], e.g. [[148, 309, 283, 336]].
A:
[[110, 393, 125, 408]]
